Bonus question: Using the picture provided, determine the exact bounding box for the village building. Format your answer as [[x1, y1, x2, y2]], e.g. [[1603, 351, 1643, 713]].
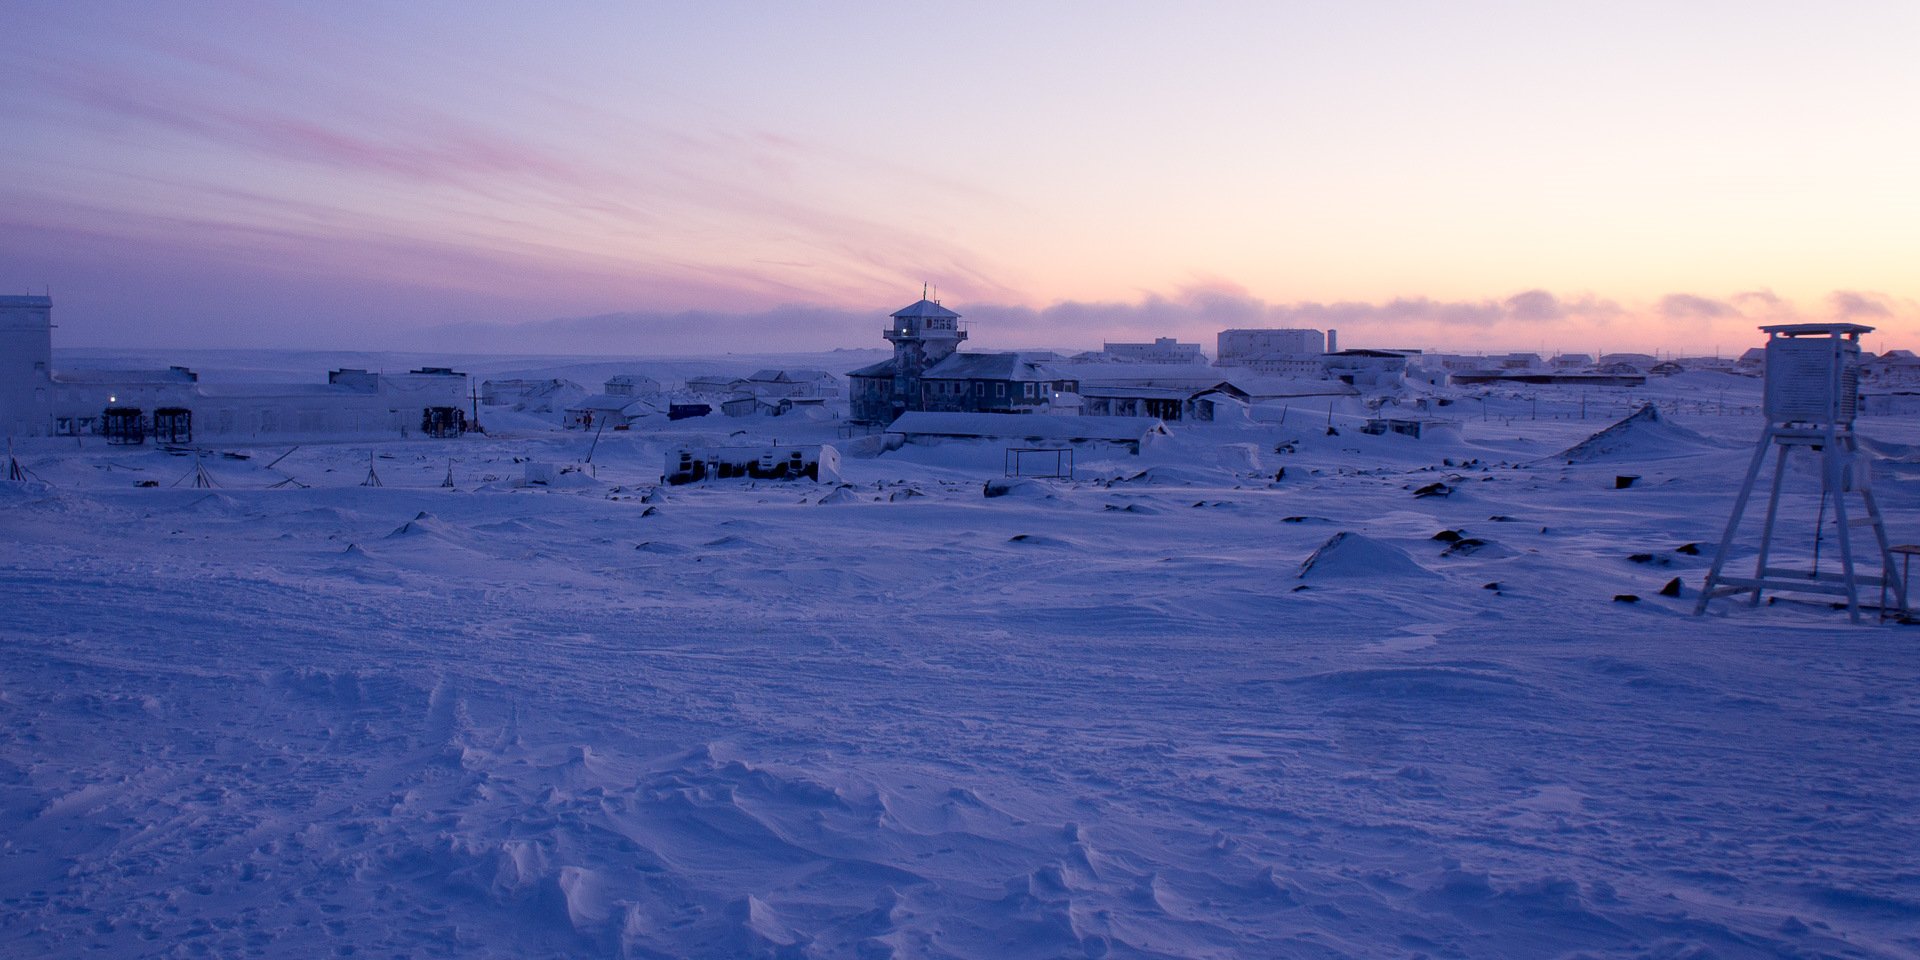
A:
[[1078, 381, 1251, 421], [916, 352, 1079, 415], [1101, 338, 1206, 364], [1, 295, 54, 437], [685, 374, 748, 395], [482, 378, 583, 410], [848, 298, 1081, 423], [1862, 349, 1920, 389], [1, 295, 471, 441], [1215, 328, 1328, 369], [1550, 353, 1595, 369], [1322, 349, 1413, 388], [848, 298, 970, 422], [743, 369, 840, 398], [604, 374, 662, 397], [664, 444, 841, 484], [563, 394, 659, 429], [1598, 352, 1658, 372]]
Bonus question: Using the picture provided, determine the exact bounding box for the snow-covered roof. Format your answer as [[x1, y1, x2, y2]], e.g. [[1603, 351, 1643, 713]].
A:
[[55, 367, 198, 385], [890, 299, 961, 320], [847, 358, 897, 378], [749, 368, 837, 383], [886, 411, 1166, 443], [568, 394, 630, 412], [923, 352, 1067, 381], [195, 383, 355, 398], [1077, 385, 1195, 401], [567, 394, 656, 415]]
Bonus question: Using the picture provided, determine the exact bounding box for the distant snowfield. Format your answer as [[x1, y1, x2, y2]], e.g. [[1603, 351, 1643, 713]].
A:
[[4, 361, 1919, 958]]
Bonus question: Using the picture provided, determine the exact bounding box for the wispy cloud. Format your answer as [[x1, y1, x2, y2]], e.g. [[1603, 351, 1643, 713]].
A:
[[1658, 293, 1739, 321], [1829, 290, 1894, 320]]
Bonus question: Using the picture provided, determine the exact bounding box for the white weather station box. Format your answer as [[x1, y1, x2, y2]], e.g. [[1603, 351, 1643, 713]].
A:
[[1761, 324, 1866, 426]]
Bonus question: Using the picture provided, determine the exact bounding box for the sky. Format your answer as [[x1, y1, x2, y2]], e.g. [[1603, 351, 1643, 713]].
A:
[[3, 1, 1916, 356]]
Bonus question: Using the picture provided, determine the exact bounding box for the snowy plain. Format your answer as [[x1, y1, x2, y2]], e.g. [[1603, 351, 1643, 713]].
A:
[[3, 354, 1918, 959]]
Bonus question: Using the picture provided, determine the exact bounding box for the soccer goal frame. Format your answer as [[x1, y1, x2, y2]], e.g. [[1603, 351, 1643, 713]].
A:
[[1005, 446, 1073, 479]]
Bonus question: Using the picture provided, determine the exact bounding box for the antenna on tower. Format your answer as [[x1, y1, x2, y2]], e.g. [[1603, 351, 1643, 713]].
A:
[[922, 281, 928, 300]]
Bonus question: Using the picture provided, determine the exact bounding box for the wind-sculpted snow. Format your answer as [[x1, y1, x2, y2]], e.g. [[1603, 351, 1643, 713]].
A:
[[3, 398, 1920, 958]]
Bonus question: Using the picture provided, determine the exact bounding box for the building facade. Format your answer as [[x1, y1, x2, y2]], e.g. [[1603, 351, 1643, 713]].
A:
[[0, 295, 54, 438], [1102, 338, 1204, 364], [848, 298, 970, 422], [1216, 328, 1326, 367]]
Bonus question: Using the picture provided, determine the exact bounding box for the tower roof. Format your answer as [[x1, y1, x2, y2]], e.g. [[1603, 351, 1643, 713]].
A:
[[890, 299, 961, 321]]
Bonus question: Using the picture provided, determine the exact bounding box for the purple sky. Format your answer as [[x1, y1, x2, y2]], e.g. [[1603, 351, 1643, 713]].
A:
[[4, 2, 1916, 355]]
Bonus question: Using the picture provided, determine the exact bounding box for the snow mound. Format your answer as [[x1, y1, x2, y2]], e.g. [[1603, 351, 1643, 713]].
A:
[[1119, 464, 1241, 486], [387, 510, 452, 538], [1298, 532, 1439, 581], [983, 478, 1056, 500], [1555, 404, 1721, 462], [816, 485, 863, 505]]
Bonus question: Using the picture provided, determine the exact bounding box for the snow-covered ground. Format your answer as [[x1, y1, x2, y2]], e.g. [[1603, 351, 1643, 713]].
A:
[[4, 358, 1919, 958]]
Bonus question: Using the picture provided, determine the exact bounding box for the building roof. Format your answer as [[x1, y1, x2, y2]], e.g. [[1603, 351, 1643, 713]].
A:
[[886, 411, 1167, 443], [749, 368, 837, 383], [1077, 385, 1196, 401], [195, 383, 354, 398], [847, 358, 898, 378], [922, 352, 1066, 381], [566, 395, 659, 416], [1760, 322, 1875, 336], [55, 367, 199, 385], [890, 299, 961, 320]]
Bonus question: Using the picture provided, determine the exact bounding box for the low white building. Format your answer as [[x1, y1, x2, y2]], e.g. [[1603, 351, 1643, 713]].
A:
[[1322, 349, 1411, 389], [2, 295, 471, 441], [1216, 328, 1326, 367], [563, 394, 659, 429], [744, 369, 840, 398], [1102, 338, 1205, 364], [885, 411, 1171, 455], [605, 374, 663, 397], [663, 444, 841, 484], [1, 295, 54, 437], [483, 378, 583, 407]]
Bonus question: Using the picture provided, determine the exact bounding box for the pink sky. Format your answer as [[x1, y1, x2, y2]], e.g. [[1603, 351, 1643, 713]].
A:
[[3, 2, 1915, 355]]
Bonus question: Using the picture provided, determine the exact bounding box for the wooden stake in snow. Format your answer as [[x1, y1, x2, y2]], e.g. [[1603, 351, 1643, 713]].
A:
[[362, 453, 383, 488], [172, 456, 218, 489], [5, 440, 31, 483]]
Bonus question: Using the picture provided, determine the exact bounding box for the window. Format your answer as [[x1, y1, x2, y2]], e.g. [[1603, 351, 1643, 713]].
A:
[[1024, 383, 1035, 398], [996, 383, 1006, 398]]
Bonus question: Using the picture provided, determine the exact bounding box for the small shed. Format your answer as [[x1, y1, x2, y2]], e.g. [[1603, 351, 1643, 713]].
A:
[[1360, 417, 1461, 440], [564, 395, 656, 429]]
